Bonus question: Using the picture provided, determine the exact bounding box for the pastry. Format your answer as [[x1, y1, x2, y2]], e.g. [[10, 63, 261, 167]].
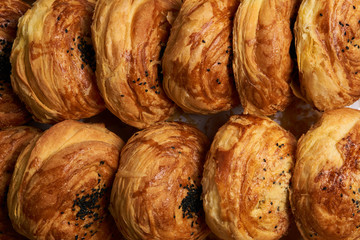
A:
[[110, 122, 210, 239], [295, 0, 360, 111], [202, 115, 296, 240], [0, 0, 30, 129], [10, 0, 105, 124], [0, 126, 40, 239], [233, 0, 299, 116], [7, 120, 124, 240], [92, 0, 181, 129], [162, 0, 239, 114], [290, 108, 360, 240]]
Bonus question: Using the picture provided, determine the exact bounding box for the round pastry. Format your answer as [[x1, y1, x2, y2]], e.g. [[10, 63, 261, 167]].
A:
[[162, 0, 239, 115], [202, 115, 296, 240], [92, 0, 181, 129], [7, 120, 124, 240], [0, 126, 41, 239], [0, 0, 30, 129], [232, 0, 298, 116], [290, 108, 360, 240], [295, 0, 360, 111], [110, 122, 210, 239], [10, 0, 105, 124]]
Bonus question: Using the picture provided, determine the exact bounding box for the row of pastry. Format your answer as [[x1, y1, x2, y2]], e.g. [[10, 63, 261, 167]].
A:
[[1, 108, 359, 240], [2, 0, 359, 130]]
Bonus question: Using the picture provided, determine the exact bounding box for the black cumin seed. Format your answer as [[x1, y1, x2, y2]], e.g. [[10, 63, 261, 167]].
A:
[[179, 184, 203, 220]]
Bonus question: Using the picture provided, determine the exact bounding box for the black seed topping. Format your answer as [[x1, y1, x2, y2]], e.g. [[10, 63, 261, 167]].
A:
[[77, 36, 96, 72], [179, 182, 203, 220]]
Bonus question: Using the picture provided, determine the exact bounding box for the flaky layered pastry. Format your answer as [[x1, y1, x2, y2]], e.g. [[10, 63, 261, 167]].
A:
[[7, 120, 124, 240], [0, 126, 40, 240], [110, 122, 210, 239], [233, 0, 299, 116], [92, 0, 181, 129], [162, 0, 239, 114], [295, 0, 360, 111], [291, 108, 360, 240], [0, 0, 30, 129], [202, 115, 296, 240], [10, 0, 105, 124]]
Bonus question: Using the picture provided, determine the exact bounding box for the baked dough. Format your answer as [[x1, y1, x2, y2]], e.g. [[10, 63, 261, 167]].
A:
[[92, 0, 181, 129], [202, 115, 296, 240], [290, 108, 360, 240], [233, 0, 299, 116], [162, 0, 239, 114], [110, 122, 210, 239], [0, 126, 40, 240], [0, 0, 30, 129], [10, 0, 105, 124], [7, 120, 124, 240], [295, 0, 360, 111]]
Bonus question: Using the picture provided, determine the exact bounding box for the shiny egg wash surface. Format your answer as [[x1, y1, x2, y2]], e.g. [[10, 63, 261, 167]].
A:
[[110, 122, 210, 239], [291, 109, 360, 240]]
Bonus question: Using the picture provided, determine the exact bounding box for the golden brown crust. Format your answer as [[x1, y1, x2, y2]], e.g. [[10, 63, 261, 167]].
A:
[[290, 108, 360, 240], [92, 0, 180, 129], [295, 0, 360, 111], [7, 120, 124, 240], [0, 126, 41, 240], [162, 0, 239, 114], [202, 115, 296, 240], [233, 0, 297, 116], [110, 122, 210, 239], [0, 0, 30, 129], [10, 0, 105, 124]]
